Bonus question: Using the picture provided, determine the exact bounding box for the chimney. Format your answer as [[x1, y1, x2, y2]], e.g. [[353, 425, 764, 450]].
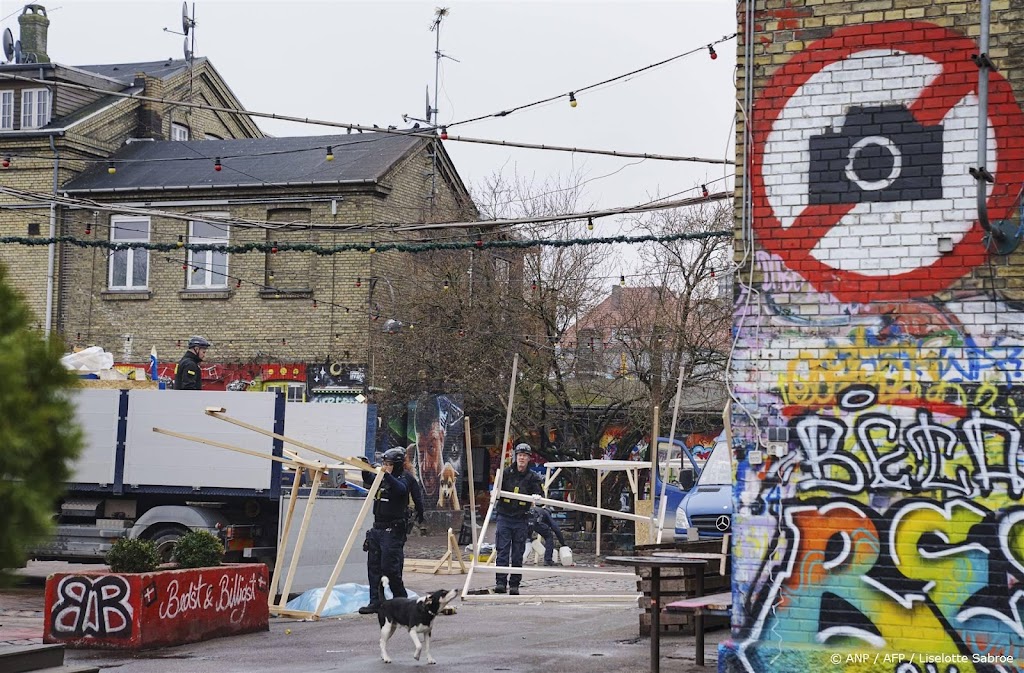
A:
[[18, 5, 50, 64]]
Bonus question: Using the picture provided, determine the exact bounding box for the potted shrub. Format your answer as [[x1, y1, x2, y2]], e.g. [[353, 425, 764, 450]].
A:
[[44, 532, 269, 649]]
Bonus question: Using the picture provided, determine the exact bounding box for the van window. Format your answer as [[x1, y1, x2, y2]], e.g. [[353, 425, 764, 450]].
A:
[[696, 442, 732, 486]]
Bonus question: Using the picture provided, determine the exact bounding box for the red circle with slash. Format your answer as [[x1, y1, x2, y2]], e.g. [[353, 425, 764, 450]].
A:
[[750, 21, 1024, 302]]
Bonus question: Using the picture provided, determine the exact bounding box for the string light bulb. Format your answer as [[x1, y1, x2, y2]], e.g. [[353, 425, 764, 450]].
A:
[[268, 270, 275, 282], [85, 224, 91, 235], [177, 235, 184, 248], [440, 126, 448, 140], [443, 279, 450, 291], [708, 45, 718, 60], [710, 268, 716, 278], [1, 156, 10, 168], [325, 146, 334, 161], [236, 279, 242, 289], [271, 241, 279, 254], [569, 92, 577, 108], [214, 157, 222, 171], [107, 161, 116, 175], [368, 241, 377, 254], [702, 184, 709, 198], [531, 280, 538, 292], [475, 234, 483, 248], [587, 217, 594, 231], [312, 299, 318, 309], [620, 275, 626, 287]]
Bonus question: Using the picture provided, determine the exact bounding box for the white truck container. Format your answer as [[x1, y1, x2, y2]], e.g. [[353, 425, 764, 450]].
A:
[[33, 388, 373, 578]]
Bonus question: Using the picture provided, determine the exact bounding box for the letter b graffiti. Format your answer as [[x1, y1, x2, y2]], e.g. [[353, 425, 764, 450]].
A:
[[51, 575, 133, 638]]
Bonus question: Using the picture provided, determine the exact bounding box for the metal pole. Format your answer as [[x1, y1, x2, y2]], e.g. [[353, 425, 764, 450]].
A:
[[45, 134, 58, 337]]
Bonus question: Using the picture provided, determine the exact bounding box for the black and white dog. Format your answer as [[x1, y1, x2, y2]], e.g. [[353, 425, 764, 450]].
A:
[[377, 576, 458, 664]]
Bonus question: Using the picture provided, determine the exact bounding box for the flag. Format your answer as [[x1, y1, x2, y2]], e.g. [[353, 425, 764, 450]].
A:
[[150, 346, 158, 382]]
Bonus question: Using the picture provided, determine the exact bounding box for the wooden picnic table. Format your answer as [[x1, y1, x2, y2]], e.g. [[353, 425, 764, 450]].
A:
[[605, 555, 708, 673]]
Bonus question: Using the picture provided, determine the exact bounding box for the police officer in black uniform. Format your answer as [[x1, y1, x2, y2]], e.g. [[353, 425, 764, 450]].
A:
[[494, 443, 543, 595], [358, 447, 415, 614], [174, 336, 210, 390]]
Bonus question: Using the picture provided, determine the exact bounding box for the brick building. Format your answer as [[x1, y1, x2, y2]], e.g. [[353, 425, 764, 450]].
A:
[[0, 5, 478, 397], [727, 1, 1024, 671]]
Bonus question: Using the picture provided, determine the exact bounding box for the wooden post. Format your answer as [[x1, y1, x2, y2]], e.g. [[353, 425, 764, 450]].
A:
[[270, 466, 304, 609], [462, 353, 518, 599], [280, 468, 323, 603], [311, 466, 385, 618], [596, 468, 603, 557], [464, 416, 478, 551], [656, 359, 687, 543]]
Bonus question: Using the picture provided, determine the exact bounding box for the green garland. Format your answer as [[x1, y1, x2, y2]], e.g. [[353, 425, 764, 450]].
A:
[[0, 230, 731, 255]]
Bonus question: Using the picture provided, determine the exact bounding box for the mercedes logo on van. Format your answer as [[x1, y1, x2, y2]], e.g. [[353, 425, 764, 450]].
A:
[[715, 515, 731, 532]]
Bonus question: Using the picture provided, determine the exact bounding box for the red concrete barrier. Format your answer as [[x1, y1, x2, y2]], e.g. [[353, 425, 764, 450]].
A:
[[43, 563, 269, 649]]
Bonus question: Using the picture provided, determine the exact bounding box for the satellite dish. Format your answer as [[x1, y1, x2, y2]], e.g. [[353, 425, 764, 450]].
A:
[[181, 2, 191, 35], [183, 36, 192, 61], [2, 28, 13, 62]]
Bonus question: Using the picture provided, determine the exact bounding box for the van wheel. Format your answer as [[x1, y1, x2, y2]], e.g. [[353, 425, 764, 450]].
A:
[[149, 527, 188, 563]]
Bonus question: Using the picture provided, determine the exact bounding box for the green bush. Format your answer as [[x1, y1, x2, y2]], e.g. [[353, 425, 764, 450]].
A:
[[105, 537, 160, 573], [0, 262, 82, 584], [172, 529, 224, 569]]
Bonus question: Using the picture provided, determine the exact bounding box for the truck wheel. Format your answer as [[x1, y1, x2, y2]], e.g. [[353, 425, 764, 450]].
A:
[[149, 527, 188, 563]]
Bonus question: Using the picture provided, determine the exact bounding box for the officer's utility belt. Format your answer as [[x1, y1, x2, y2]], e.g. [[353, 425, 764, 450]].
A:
[[374, 521, 404, 530]]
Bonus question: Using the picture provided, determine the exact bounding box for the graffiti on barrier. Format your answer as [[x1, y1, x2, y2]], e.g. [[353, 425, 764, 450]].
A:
[[50, 575, 133, 638]]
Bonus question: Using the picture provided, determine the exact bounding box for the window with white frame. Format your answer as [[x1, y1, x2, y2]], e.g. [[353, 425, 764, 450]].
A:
[[0, 91, 13, 130], [171, 123, 189, 141], [187, 216, 229, 289], [108, 216, 149, 290], [21, 88, 50, 129]]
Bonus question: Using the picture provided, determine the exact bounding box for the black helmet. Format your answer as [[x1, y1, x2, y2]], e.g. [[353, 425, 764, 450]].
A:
[[514, 443, 532, 456], [383, 447, 405, 464], [188, 335, 212, 349]]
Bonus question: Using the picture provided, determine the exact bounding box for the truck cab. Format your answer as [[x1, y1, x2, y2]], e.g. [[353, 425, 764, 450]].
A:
[[674, 433, 733, 539]]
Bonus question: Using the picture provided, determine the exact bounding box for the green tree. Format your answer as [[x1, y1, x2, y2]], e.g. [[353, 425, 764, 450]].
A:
[[0, 265, 82, 582]]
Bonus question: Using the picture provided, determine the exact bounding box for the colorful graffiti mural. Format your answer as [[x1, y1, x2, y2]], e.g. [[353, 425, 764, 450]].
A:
[[727, 15, 1024, 673], [407, 394, 465, 511]]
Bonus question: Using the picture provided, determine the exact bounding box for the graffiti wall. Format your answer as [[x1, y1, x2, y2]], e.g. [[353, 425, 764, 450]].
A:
[[727, 7, 1024, 673], [44, 564, 269, 649]]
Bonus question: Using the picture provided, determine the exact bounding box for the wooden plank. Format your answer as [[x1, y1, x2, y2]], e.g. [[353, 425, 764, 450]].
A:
[[280, 468, 322, 601], [270, 465, 304, 608], [269, 608, 318, 619]]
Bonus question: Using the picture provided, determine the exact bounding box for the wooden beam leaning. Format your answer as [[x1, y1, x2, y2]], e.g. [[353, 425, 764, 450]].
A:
[[270, 465, 305, 612], [204, 407, 370, 471], [312, 466, 385, 618], [495, 490, 652, 524], [280, 468, 324, 605], [461, 353, 518, 599]]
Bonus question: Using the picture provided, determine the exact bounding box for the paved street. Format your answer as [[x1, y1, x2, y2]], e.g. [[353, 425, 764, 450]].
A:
[[1, 536, 730, 672]]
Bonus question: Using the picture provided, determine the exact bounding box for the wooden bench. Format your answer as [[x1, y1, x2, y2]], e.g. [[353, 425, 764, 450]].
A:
[[665, 591, 733, 667]]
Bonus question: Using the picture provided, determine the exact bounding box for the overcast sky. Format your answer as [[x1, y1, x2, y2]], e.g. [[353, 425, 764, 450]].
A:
[[3, 0, 738, 281]]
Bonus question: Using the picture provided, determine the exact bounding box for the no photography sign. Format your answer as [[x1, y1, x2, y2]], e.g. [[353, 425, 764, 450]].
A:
[[750, 21, 1024, 303]]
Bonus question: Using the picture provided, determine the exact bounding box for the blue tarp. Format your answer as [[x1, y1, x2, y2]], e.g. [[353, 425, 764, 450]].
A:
[[285, 583, 418, 618]]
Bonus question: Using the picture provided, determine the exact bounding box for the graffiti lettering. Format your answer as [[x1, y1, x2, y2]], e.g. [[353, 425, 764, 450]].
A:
[[790, 392, 1024, 499], [158, 575, 214, 620], [50, 575, 133, 638], [217, 572, 258, 624]]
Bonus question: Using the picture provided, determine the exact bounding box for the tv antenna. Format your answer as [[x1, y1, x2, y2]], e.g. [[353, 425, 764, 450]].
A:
[[163, 2, 196, 63]]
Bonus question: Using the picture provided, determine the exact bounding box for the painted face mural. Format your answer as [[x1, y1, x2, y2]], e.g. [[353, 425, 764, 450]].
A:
[[728, 18, 1024, 673]]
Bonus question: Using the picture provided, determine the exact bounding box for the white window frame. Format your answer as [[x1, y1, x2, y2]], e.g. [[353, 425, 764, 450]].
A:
[[171, 123, 189, 141], [187, 215, 229, 289], [0, 91, 13, 130], [265, 382, 306, 402], [108, 216, 150, 290], [20, 88, 50, 129]]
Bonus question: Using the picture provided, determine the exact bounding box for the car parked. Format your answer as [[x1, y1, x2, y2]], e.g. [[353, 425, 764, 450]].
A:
[[674, 433, 733, 539]]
